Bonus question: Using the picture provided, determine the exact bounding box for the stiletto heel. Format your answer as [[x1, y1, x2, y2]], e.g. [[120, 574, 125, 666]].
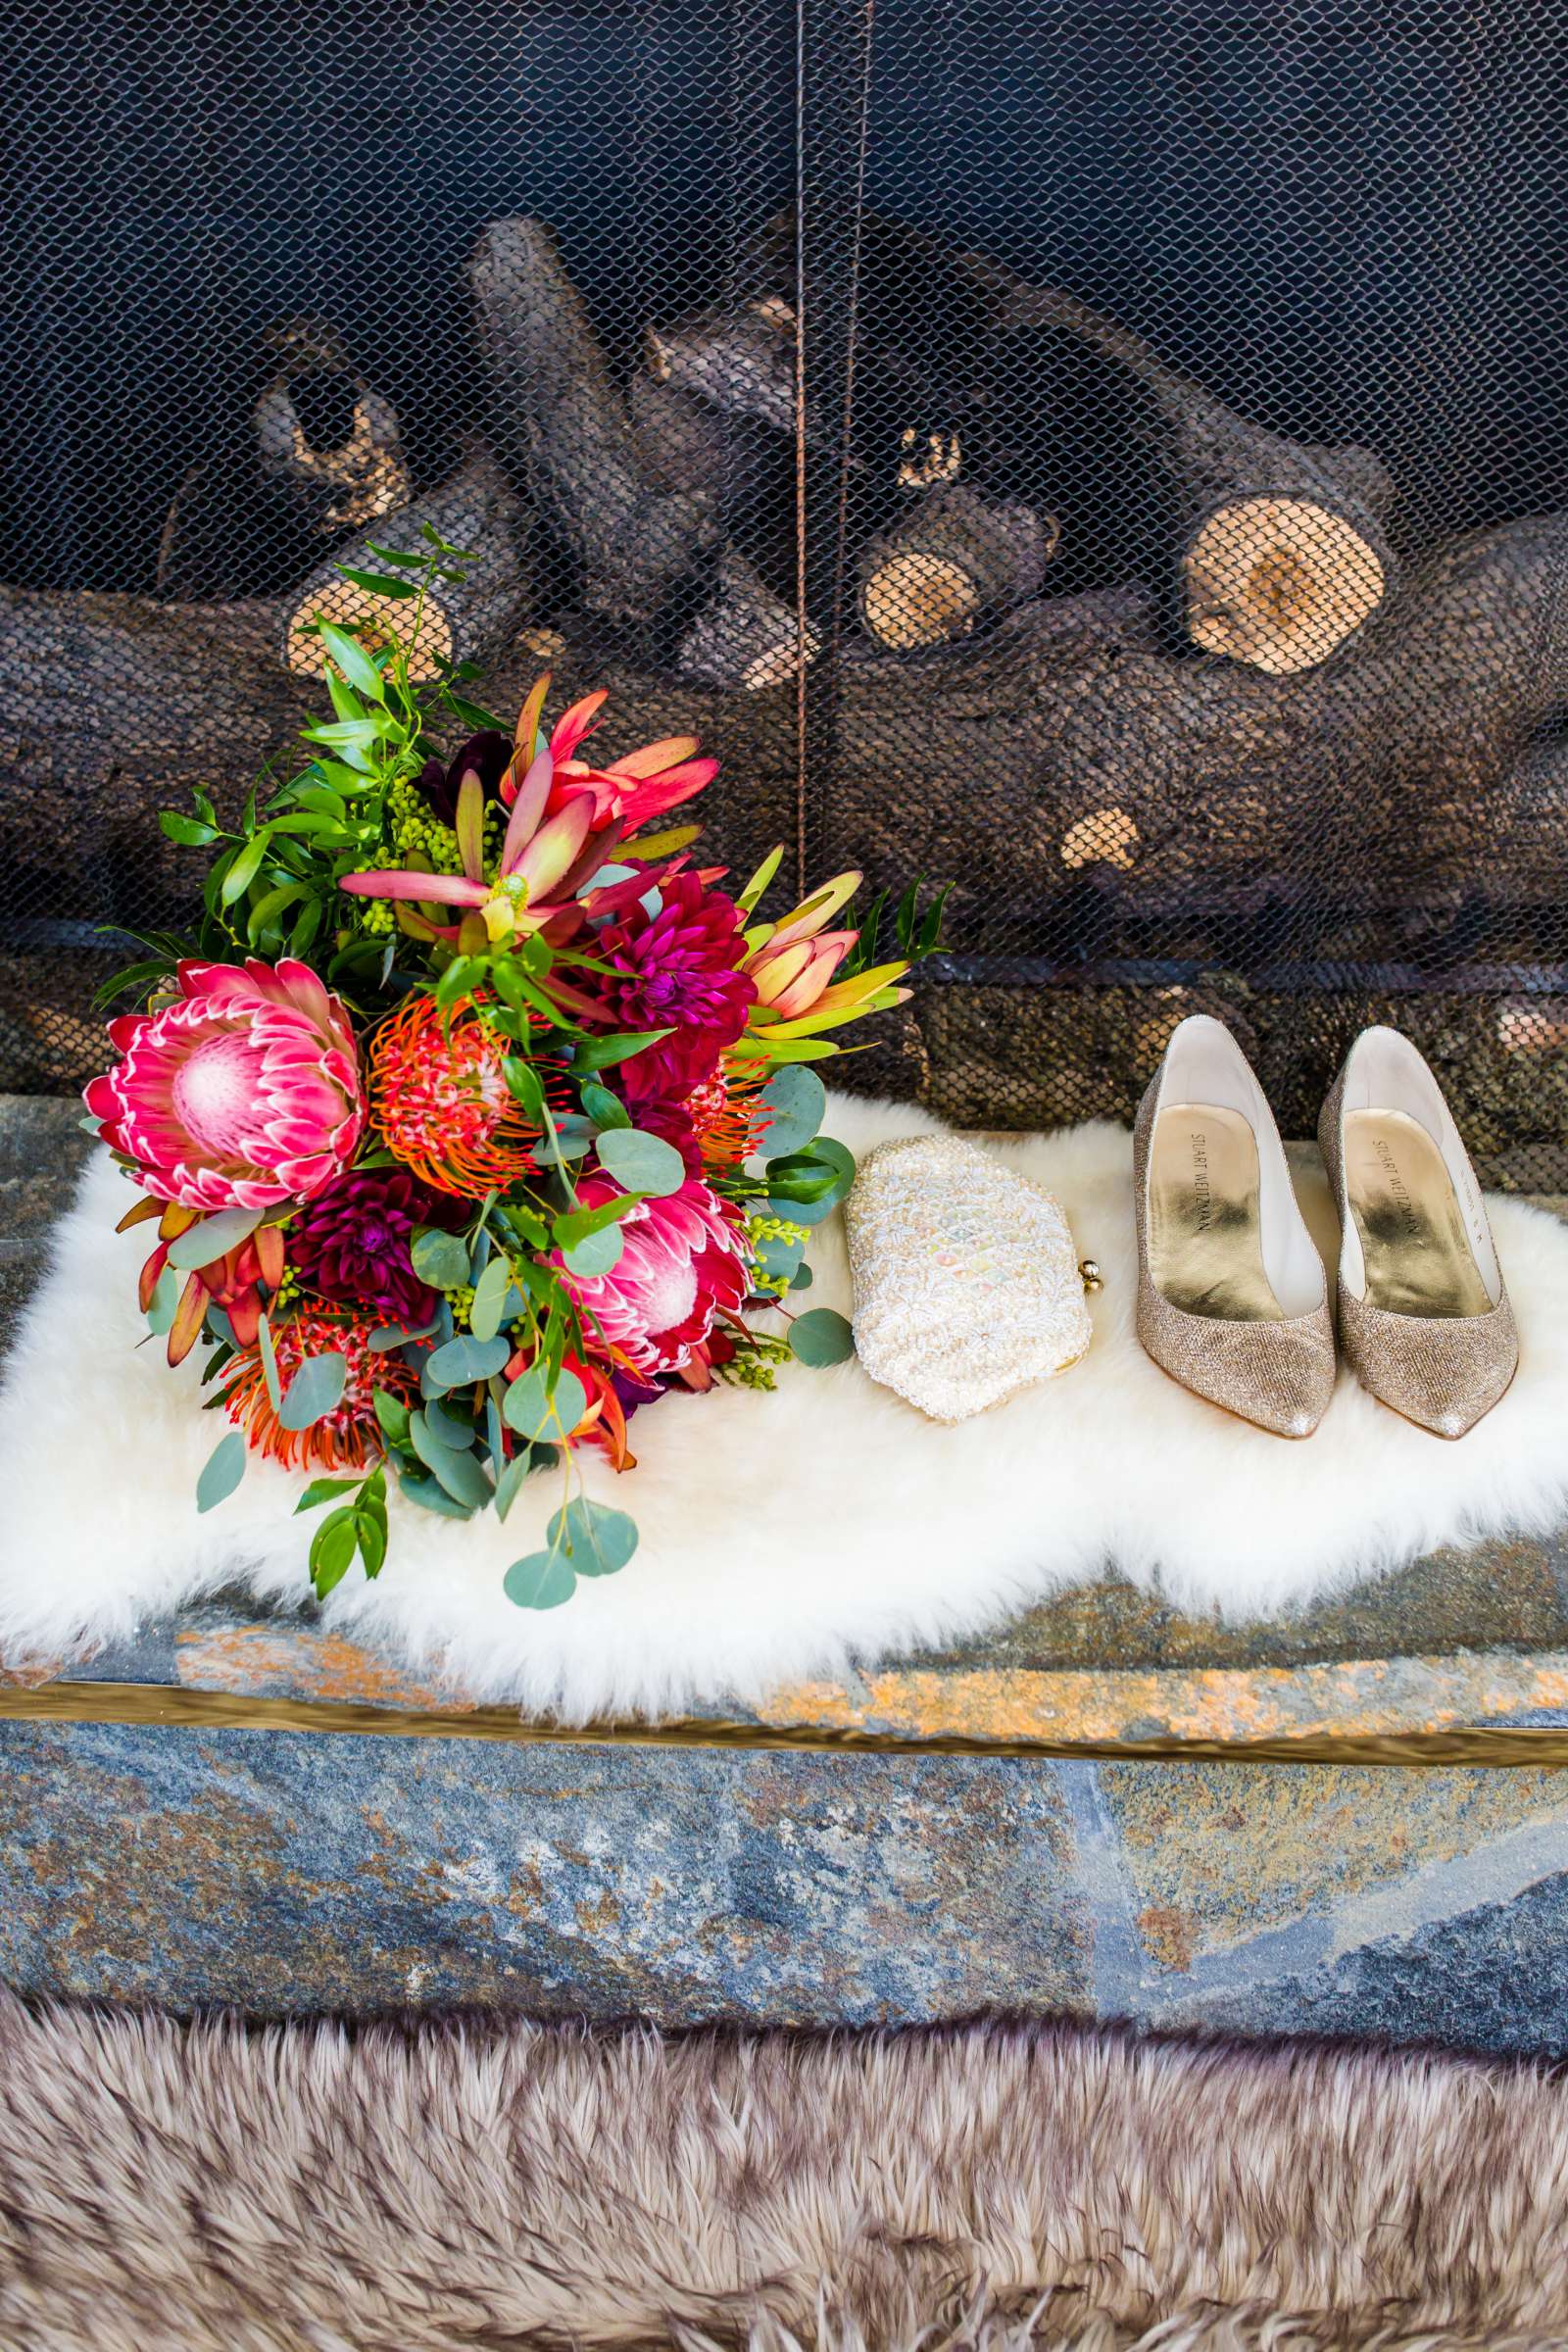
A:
[[1134, 1015, 1336, 1438], [1319, 1027, 1518, 1438]]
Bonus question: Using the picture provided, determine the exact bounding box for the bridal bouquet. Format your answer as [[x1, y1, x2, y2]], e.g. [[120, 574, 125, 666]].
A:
[[86, 535, 943, 1607]]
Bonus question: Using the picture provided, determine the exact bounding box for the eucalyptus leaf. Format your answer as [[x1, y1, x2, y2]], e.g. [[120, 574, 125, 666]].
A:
[[421, 1396, 478, 1450], [494, 1447, 542, 1523], [408, 1413, 494, 1507], [547, 1496, 638, 1578], [562, 1225, 623, 1277], [788, 1307, 856, 1367], [503, 1550, 577, 1610], [368, 1318, 437, 1352], [467, 1255, 514, 1344], [397, 1468, 475, 1521], [759, 1063, 827, 1158], [278, 1348, 349, 1431], [502, 1365, 587, 1442], [257, 1313, 282, 1412], [595, 1127, 686, 1199], [536, 1114, 595, 1166], [789, 1260, 815, 1291], [195, 1430, 246, 1514], [754, 1232, 805, 1285], [165, 1206, 262, 1271], [145, 1266, 181, 1336], [410, 1227, 471, 1290], [768, 1190, 835, 1227], [425, 1332, 512, 1387]]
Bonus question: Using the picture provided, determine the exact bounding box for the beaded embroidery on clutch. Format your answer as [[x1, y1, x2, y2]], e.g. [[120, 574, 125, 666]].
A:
[[845, 1134, 1095, 1423]]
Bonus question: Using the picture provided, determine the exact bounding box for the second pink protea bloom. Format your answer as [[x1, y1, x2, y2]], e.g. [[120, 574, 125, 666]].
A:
[[558, 1175, 750, 1380], [86, 957, 364, 1210]]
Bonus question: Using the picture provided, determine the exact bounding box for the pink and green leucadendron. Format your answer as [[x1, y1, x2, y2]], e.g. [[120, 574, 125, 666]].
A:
[[88, 536, 947, 1606]]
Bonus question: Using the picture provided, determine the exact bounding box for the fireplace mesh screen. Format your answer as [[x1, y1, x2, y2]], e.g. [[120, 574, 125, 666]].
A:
[[4, 0, 1567, 1185]]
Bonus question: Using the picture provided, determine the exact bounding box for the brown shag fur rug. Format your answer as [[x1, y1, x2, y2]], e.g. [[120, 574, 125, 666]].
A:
[[2, 1996, 1567, 2351]]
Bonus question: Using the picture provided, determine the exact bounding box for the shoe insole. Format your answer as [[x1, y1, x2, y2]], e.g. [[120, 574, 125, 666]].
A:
[[1150, 1102, 1285, 1322], [1342, 1108, 1492, 1319]]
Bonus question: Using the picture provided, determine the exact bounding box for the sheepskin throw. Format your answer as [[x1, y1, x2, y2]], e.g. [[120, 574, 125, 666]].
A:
[[4, 1093, 1568, 1720], [3, 1999, 1568, 2350]]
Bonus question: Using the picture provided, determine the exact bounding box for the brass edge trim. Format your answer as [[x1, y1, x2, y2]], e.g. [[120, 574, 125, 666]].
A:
[[3, 1680, 1568, 1763]]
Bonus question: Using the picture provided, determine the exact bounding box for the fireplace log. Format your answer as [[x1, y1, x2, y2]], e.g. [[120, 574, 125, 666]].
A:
[[858, 485, 1059, 650], [157, 319, 413, 604], [280, 455, 530, 682], [629, 373, 734, 496], [693, 216, 1396, 673], [958, 252, 1397, 673], [675, 549, 820, 691], [252, 317, 412, 539], [1176, 436, 1396, 676], [5, 514, 1564, 959], [644, 299, 799, 436], [470, 219, 718, 626]]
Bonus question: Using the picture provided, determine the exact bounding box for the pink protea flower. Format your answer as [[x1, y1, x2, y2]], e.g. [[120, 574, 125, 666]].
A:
[[595, 873, 756, 1100], [85, 958, 364, 1211], [558, 1175, 750, 1380]]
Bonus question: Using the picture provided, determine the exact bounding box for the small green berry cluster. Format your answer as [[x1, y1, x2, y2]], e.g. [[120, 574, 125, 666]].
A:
[[717, 1329, 794, 1391], [351, 781, 508, 938], [269, 1262, 303, 1314], [746, 1211, 810, 1299]]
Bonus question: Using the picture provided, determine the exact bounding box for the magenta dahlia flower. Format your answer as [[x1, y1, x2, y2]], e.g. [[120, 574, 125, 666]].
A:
[[86, 958, 364, 1211], [286, 1164, 457, 1325], [595, 874, 755, 1099], [560, 1175, 749, 1379]]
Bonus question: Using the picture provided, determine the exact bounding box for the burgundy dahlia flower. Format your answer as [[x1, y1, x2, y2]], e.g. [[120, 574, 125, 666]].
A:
[[595, 874, 755, 1100], [286, 1165, 459, 1325]]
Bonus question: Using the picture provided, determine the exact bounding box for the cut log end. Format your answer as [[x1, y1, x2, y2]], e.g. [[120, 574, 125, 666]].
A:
[[284, 578, 454, 684], [862, 553, 981, 649], [1185, 496, 1387, 675], [1060, 806, 1140, 872]]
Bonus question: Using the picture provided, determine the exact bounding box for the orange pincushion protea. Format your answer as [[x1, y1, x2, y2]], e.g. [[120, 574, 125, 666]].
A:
[[220, 1310, 419, 1473], [686, 1062, 771, 1172], [368, 993, 539, 1198]]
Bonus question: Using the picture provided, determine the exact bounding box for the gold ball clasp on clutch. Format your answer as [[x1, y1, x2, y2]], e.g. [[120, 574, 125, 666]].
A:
[[1079, 1258, 1103, 1294]]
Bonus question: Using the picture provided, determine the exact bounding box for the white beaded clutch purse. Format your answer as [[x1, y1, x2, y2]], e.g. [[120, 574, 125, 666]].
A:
[[845, 1134, 1095, 1423]]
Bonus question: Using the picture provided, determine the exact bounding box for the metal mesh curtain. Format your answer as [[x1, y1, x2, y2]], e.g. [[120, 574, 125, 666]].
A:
[[3, 0, 1566, 1184]]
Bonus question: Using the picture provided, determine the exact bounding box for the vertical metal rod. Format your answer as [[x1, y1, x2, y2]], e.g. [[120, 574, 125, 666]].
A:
[[794, 0, 877, 896]]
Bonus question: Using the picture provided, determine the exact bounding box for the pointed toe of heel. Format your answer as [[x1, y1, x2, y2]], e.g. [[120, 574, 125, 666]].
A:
[[1321, 1028, 1519, 1441], [1134, 1016, 1336, 1439]]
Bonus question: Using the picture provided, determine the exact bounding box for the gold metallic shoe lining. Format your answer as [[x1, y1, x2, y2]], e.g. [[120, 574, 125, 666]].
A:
[[1148, 1102, 1286, 1323], [1343, 1108, 1493, 1320]]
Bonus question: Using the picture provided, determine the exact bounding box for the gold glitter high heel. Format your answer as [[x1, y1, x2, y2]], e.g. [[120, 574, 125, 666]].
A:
[[1318, 1027, 1518, 1439], [1134, 1015, 1336, 1438]]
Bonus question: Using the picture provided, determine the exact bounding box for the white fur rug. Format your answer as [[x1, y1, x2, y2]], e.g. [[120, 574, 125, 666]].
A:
[[3, 1094, 1568, 1722]]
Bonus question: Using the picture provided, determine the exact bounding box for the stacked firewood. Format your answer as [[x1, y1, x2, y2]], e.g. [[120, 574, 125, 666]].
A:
[[149, 212, 1400, 693]]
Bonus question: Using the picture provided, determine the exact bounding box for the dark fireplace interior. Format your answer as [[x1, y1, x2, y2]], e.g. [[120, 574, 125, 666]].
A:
[[4, 0, 1567, 1182]]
